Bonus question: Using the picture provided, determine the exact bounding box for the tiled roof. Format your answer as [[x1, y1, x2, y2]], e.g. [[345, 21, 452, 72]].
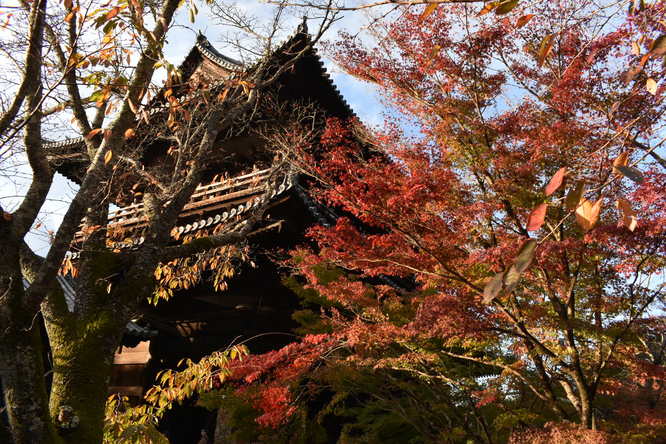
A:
[[195, 33, 243, 71], [42, 24, 354, 159]]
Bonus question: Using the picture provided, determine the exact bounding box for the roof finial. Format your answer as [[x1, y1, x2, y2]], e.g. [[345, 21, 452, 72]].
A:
[[298, 16, 308, 34]]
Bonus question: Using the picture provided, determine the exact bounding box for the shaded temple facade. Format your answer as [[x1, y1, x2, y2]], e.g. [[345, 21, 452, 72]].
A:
[[43, 24, 355, 443]]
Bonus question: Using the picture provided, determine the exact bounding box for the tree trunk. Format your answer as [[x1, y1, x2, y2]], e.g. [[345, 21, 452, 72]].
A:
[[0, 240, 58, 444], [0, 318, 58, 444], [45, 311, 125, 444]]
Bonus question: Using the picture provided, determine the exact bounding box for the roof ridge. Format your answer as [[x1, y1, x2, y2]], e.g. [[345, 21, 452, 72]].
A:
[[195, 33, 244, 71]]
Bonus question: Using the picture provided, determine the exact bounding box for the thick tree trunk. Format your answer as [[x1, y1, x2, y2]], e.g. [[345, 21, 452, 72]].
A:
[[0, 240, 58, 444], [0, 326, 57, 444], [45, 312, 126, 444]]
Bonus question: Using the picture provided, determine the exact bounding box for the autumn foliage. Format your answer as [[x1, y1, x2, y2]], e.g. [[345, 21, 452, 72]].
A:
[[134, 1, 666, 442]]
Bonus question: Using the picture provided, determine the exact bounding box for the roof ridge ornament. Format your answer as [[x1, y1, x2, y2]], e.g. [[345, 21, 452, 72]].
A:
[[298, 16, 308, 34]]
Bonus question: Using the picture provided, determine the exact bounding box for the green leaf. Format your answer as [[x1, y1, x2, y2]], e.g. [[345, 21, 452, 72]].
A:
[[495, 0, 518, 15], [565, 180, 585, 211]]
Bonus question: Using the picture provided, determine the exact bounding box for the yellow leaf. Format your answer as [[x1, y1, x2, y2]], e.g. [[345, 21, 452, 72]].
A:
[[575, 198, 602, 232], [646, 77, 658, 95], [420, 3, 438, 20], [104, 150, 113, 165], [632, 41, 641, 56]]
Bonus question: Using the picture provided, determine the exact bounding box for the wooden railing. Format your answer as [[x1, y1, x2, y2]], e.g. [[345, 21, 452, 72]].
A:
[[106, 168, 272, 229]]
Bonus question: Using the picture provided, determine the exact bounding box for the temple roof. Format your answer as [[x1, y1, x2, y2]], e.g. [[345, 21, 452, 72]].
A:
[[43, 25, 354, 184]]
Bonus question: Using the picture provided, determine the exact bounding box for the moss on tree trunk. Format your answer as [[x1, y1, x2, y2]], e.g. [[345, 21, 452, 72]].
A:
[[45, 311, 125, 444]]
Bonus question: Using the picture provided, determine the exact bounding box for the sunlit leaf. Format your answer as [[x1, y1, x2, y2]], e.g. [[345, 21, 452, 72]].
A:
[[495, 0, 518, 15], [104, 150, 113, 165], [420, 3, 438, 20], [613, 151, 629, 173], [616, 198, 638, 232], [575, 198, 602, 232], [85, 128, 103, 140], [106, 6, 120, 20], [545, 167, 566, 196], [478, 1, 499, 16], [124, 128, 136, 139], [527, 202, 547, 231], [646, 77, 658, 95], [516, 14, 535, 28], [537, 34, 555, 67]]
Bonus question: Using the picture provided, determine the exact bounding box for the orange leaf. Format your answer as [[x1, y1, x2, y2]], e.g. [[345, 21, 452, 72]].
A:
[[64, 0, 73, 10], [106, 6, 120, 20], [613, 151, 629, 168], [104, 150, 113, 165], [545, 167, 566, 196], [616, 198, 638, 232], [420, 3, 438, 20], [527, 202, 547, 231], [2, 211, 12, 221], [124, 128, 136, 139], [478, 1, 498, 16], [537, 34, 555, 68], [516, 14, 535, 28], [613, 151, 629, 176], [85, 128, 103, 140]]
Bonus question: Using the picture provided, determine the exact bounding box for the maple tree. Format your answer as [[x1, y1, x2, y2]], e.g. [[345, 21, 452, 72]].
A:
[[147, 0, 666, 441]]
